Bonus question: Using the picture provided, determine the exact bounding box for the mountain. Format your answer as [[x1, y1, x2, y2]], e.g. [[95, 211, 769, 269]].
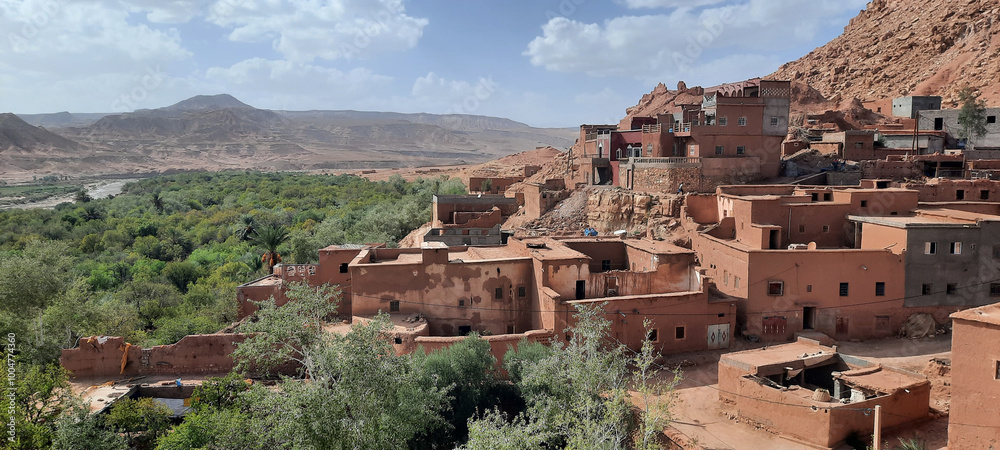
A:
[[0, 113, 80, 152], [2, 95, 576, 180], [771, 0, 1000, 106], [17, 112, 111, 128]]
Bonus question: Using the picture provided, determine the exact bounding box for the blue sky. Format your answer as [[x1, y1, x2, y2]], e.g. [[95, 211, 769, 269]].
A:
[[0, 0, 868, 127]]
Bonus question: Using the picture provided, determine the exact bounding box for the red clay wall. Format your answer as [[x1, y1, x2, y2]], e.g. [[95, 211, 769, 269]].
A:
[[948, 318, 1000, 449], [60, 334, 292, 378]]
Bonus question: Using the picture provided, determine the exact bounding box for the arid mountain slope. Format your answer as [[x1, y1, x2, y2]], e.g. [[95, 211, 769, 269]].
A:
[[0, 113, 79, 152], [772, 0, 1000, 106]]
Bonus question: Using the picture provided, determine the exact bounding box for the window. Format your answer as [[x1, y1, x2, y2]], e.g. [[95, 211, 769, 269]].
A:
[[767, 281, 784, 296], [770, 117, 779, 126], [389, 300, 400, 312], [495, 287, 503, 299], [647, 329, 659, 342], [394, 336, 402, 344], [806, 284, 812, 293], [925, 242, 937, 255], [689, 145, 696, 156], [934, 117, 944, 130], [723, 271, 729, 286], [518, 286, 527, 298], [715, 145, 724, 155], [692, 119, 700, 126], [989, 116, 997, 124], [861, 200, 868, 207], [951, 242, 962, 255], [601, 259, 611, 271], [875, 282, 885, 296], [854, 142, 864, 149], [823, 225, 830, 233], [459, 299, 465, 307], [799, 225, 805, 233], [307, 266, 316, 276], [957, 189, 966, 200], [823, 193, 832, 201], [736, 145, 746, 155], [991, 283, 1000, 296], [734, 277, 740, 288], [675, 326, 686, 340], [811, 193, 819, 202], [982, 190, 990, 200], [719, 117, 728, 126], [922, 284, 933, 295], [839, 283, 849, 297], [947, 283, 958, 295], [339, 263, 349, 273], [737, 117, 747, 126]]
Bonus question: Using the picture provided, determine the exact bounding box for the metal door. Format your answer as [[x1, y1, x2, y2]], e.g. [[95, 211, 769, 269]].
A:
[[707, 323, 731, 350]]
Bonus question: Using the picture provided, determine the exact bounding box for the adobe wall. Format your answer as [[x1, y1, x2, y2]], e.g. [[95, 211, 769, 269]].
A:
[[432, 195, 518, 226], [60, 334, 296, 379], [811, 141, 841, 156], [948, 318, 1000, 449], [351, 254, 536, 336], [901, 179, 1000, 203], [682, 194, 719, 224], [412, 329, 556, 371], [237, 282, 284, 319], [627, 166, 701, 194], [468, 177, 522, 194], [860, 159, 923, 180]]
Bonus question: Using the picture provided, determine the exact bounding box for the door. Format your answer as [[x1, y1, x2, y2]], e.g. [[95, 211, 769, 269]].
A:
[[836, 317, 849, 336], [707, 323, 731, 350], [762, 316, 787, 335], [769, 230, 780, 249], [575, 280, 586, 300], [803, 307, 816, 330]]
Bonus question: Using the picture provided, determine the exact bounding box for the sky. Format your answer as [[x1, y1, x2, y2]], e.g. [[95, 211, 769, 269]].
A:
[[0, 0, 869, 128]]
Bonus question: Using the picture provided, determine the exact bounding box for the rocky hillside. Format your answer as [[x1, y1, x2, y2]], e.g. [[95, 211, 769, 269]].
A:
[[0, 113, 80, 152], [772, 0, 1000, 106]]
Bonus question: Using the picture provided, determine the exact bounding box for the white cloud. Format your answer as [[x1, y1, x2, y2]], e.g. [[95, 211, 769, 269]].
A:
[[410, 72, 499, 115], [206, 0, 428, 62], [526, 0, 869, 82], [616, 0, 726, 9]]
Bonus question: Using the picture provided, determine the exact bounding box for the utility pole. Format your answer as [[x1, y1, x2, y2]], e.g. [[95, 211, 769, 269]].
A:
[[873, 404, 883, 450]]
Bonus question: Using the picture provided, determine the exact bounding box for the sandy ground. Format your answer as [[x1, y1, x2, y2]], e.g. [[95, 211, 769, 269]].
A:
[[653, 335, 952, 450], [0, 178, 137, 210], [69, 373, 228, 414]]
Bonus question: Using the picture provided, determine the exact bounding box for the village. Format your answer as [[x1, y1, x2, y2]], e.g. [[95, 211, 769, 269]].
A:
[[58, 77, 1000, 449]]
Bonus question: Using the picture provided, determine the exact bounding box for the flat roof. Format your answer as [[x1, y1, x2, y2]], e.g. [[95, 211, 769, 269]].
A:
[[837, 367, 926, 392], [951, 302, 1000, 326], [721, 340, 836, 369], [241, 275, 282, 287], [849, 214, 970, 228]]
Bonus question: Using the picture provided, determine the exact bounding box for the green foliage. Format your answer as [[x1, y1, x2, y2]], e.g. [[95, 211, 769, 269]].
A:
[[161, 260, 203, 293], [894, 436, 927, 450], [958, 86, 988, 150], [6, 364, 72, 449], [105, 397, 173, 447], [52, 406, 128, 450], [190, 373, 252, 410]]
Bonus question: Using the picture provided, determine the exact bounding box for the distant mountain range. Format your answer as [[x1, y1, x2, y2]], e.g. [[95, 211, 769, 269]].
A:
[[2, 94, 575, 181]]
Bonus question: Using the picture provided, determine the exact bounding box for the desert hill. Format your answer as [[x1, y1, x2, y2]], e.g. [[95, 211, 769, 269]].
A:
[[771, 0, 1000, 107], [0, 113, 79, 152]]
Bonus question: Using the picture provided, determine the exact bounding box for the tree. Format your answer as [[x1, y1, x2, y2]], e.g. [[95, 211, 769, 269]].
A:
[[104, 397, 173, 447], [252, 224, 289, 274], [237, 214, 257, 241], [74, 189, 92, 203], [8, 364, 73, 449], [151, 191, 164, 213], [52, 405, 128, 450], [233, 281, 340, 377], [958, 86, 988, 151]]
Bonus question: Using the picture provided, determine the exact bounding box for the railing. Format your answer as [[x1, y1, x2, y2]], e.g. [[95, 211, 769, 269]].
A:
[[641, 124, 661, 133], [280, 264, 317, 278]]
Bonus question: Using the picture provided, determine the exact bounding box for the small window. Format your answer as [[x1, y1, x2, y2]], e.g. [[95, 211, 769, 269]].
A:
[[822, 225, 830, 233], [922, 284, 933, 295], [723, 271, 729, 286], [860, 200, 868, 207], [689, 145, 696, 156], [798, 225, 805, 233], [982, 190, 990, 200], [736, 145, 746, 155], [389, 300, 400, 312], [715, 145, 724, 155], [393, 336, 402, 345], [770, 117, 779, 126], [495, 287, 503, 299], [806, 284, 812, 293], [675, 326, 686, 340], [811, 193, 819, 202], [823, 193, 832, 201], [308, 266, 316, 276], [957, 189, 965, 200], [339, 263, 349, 273], [734, 277, 740, 288], [719, 117, 728, 126], [875, 282, 885, 296], [947, 283, 958, 295], [647, 329, 659, 342], [839, 283, 849, 297], [992, 283, 1000, 297], [518, 286, 526, 298], [768, 281, 784, 296], [459, 299, 465, 307], [934, 117, 944, 130], [737, 117, 747, 126], [951, 242, 962, 255], [989, 116, 997, 124], [925, 242, 937, 255]]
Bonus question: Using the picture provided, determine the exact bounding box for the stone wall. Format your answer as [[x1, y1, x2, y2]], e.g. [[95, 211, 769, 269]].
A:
[[629, 166, 701, 193]]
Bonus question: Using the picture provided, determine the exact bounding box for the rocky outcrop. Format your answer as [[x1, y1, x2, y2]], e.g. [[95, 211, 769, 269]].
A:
[[772, 0, 1000, 106]]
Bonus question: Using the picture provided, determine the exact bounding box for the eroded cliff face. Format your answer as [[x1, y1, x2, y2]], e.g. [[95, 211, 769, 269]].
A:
[[772, 0, 1000, 106]]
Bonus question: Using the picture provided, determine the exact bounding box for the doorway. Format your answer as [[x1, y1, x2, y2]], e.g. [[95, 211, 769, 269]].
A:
[[769, 229, 780, 249], [803, 307, 816, 330]]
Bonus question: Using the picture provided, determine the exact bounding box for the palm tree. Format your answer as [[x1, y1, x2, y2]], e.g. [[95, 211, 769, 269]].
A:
[[238, 215, 257, 241], [253, 225, 290, 274], [151, 191, 164, 213]]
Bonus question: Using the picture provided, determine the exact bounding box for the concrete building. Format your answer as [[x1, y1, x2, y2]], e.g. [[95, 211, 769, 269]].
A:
[[949, 303, 1000, 449], [238, 237, 736, 356], [719, 338, 930, 448], [891, 96, 942, 119], [689, 183, 997, 341], [918, 107, 1000, 151]]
